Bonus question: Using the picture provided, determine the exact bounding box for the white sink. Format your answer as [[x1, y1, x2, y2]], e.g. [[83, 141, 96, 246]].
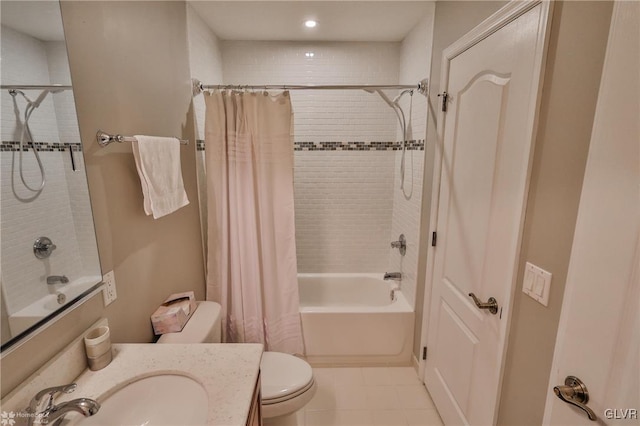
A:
[[72, 375, 208, 425]]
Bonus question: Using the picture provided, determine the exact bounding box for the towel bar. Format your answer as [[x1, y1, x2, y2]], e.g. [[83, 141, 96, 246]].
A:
[[97, 130, 189, 147]]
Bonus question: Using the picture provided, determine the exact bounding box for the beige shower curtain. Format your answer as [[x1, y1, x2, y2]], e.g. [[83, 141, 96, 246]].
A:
[[204, 90, 304, 354]]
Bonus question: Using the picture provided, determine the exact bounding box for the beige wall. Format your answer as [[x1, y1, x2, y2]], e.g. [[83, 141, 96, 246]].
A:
[[1, 294, 103, 397], [414, 0, 506, 359], [60, 1, 205, 342], [1, 1, 205, 397], [497, 2, 613, 424]]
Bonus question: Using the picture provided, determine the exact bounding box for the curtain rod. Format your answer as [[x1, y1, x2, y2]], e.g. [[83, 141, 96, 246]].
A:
[[1, 84, 72, 91], [192, 79, 428, 96]]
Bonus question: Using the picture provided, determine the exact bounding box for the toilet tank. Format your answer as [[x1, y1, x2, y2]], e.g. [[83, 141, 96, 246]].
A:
[[157, 301, 222, 344]]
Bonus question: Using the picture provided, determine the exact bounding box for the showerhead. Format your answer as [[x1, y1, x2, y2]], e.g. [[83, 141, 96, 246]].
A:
[[9, 89, 25, 98], [392, 89, 413, 104], [31, 90, 52, 108], [8, 88, 63, 108], [372, 89, 396, 109]]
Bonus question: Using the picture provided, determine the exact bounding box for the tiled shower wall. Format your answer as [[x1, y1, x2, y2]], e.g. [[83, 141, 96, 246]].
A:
[[1, 26, 60, 142], [388, 9, 435, 310], [222, 41, 404, 273], [186, 4, 225, 248], [0, 25, 99, 319], [187, 5, 224, 142], [187, 9, 434, 309]]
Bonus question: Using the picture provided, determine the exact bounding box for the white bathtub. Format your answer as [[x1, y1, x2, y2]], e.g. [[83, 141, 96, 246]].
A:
[[8, 275, 102, 336], [298, 273, 414, 365]]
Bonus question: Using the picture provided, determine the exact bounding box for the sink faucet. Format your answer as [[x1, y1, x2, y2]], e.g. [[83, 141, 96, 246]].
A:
[[26, 383, 100, 426], [384, 272, 402, 281], [46, 275, 69, 285]]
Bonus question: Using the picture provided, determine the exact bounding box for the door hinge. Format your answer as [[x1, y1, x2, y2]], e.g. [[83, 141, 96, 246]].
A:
[[437, 92, 449, 112], [422, 346, 428, 360], [431, 232, 437, 247]]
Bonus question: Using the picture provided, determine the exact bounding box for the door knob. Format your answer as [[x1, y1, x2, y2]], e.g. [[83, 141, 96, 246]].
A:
[[468, 293, 498, 314], [553, 376, 597, 421]]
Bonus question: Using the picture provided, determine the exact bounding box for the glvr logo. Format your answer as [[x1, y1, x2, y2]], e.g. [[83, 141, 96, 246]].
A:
[[604, 408, 638, 420]]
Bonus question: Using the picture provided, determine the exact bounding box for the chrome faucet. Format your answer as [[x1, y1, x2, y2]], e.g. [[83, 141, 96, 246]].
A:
[[384, 272, 402, 281], [47, 275, 69, 285], [26, 383, 100, 426]]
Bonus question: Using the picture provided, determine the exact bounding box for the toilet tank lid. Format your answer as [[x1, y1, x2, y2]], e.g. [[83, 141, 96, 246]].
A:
[[157, 301, 221, 344]]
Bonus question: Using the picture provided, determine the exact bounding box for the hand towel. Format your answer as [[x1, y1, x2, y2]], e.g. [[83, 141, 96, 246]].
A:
[[132, 135, 189, 219]]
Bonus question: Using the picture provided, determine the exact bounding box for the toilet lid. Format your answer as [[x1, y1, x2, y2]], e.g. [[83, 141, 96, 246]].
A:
[[260, 352, 314, 401]]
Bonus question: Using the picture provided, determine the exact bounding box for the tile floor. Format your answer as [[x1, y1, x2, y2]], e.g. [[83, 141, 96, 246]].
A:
[[290, 366, 443, 426]]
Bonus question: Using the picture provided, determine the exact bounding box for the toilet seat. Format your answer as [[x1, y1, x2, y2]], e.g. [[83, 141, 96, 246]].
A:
[[262, 379, 315, 405], [261, 352, 313, 400], [260, 352, 316, 418]]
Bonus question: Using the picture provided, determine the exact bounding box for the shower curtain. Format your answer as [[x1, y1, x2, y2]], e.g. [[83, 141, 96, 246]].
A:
[[204, 90, 304, 354]]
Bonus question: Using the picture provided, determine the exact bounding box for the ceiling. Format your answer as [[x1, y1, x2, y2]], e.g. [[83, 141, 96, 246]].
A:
[[188, 1, 433, 42], [0, 1, 433, 43], [1, 1, 65, 41]]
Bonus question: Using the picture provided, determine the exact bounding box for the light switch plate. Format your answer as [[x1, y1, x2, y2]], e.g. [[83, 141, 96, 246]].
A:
[[102, 270, 117, 306], [522, 262, 551, 306]]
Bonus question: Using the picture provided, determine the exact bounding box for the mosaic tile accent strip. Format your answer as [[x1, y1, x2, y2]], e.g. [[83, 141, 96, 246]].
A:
[[294, 140, 425, 151], [195, 139, 425, 152], [0, 141, 83, 152]]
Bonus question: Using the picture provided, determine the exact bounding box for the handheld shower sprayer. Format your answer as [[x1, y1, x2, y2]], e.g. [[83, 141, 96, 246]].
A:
[[366, 88, 415, 199], [9, 88, 58, 193]]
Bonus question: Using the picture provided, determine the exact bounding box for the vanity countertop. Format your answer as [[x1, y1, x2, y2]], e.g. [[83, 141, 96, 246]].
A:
[[63, 343, 263, 426]]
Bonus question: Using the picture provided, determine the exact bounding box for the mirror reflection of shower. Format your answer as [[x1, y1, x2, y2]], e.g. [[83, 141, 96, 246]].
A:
[[1, 1, 103, 351], [7, 85, 68, 200]]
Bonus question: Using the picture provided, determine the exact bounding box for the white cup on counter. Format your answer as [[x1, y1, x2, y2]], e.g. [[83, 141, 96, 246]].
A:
[[84, 325, 112, 371]]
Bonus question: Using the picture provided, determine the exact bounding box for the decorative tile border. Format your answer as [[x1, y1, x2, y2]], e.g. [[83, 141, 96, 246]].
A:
[[294, 140, 424, 151], [0, 141, 83, 152], [196, 139, 424, 152]]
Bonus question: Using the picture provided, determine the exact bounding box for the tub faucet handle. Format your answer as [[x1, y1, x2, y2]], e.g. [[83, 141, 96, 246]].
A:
[[390, 234, 406, 256]]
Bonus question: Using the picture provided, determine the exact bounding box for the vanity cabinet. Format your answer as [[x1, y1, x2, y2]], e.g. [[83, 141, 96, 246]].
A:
[[247, 371, 263, 426]]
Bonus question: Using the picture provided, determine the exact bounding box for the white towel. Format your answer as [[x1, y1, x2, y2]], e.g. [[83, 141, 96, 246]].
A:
[[132, 135, 189, 219]]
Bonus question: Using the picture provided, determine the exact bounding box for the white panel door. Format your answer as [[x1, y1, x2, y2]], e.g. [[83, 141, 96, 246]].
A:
[[424, 2, 551, 424], [543, 2, 639, 424]]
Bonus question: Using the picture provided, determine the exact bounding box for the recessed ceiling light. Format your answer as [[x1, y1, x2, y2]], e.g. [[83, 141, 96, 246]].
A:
[[304, 20, 317, 28], [305, 52, 315, 58]]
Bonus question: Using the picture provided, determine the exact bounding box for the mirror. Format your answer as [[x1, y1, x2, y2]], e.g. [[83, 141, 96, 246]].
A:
[[0, 1, 102, 350]]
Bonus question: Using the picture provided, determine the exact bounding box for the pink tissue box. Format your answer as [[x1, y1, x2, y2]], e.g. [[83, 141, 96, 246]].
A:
[[151, 291, 197, 335]]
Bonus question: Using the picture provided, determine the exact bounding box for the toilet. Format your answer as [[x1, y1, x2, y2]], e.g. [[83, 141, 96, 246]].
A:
[[157, 301, 316, 422]]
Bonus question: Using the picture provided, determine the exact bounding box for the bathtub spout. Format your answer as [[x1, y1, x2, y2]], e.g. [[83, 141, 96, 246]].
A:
[[47, 275, 69, 285], [384, 272, 402, 281]]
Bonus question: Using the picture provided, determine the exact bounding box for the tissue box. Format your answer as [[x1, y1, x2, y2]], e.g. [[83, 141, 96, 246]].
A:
[[151, 291, 197, 335]]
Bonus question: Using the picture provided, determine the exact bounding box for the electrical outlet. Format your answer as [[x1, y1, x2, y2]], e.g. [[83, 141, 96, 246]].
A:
[[102, 270, 117, 306]]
